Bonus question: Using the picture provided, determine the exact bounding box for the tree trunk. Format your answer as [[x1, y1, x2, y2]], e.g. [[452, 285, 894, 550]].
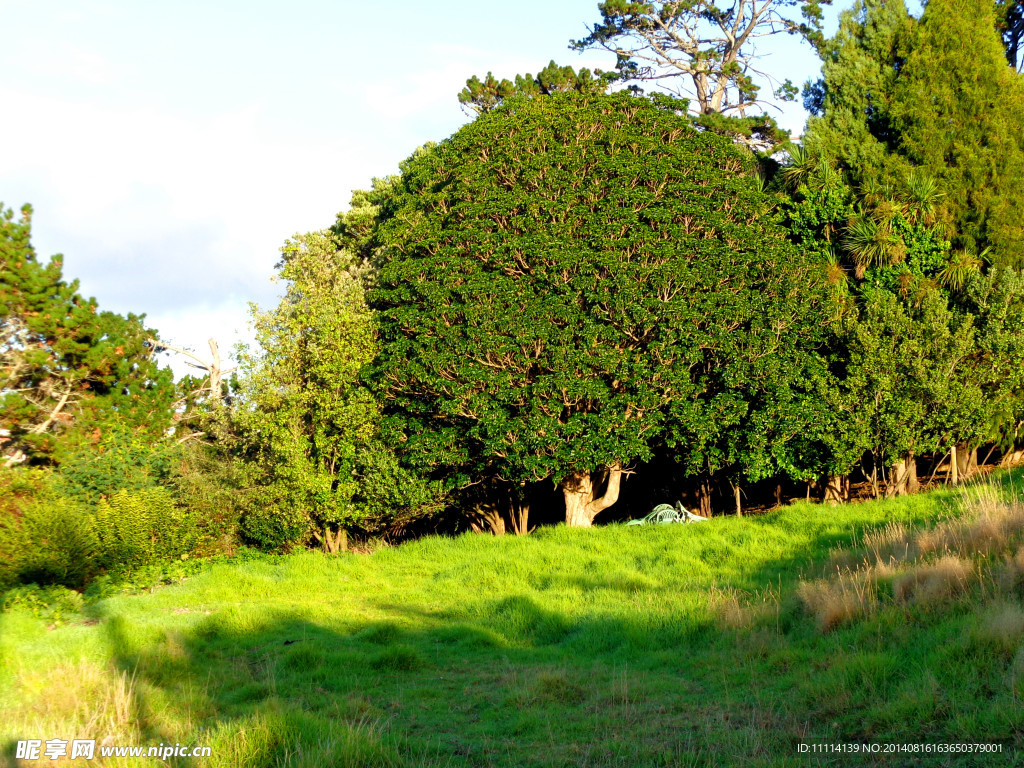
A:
[[562, 462, 623, 527], [314, 527, 347, 554], [508, 503, 532, 536], [954, 443, 973, 479], [887, 457, 911, 497], [907, 452, 919, 494], [698, 477, 713, 517], [469, 504, 506, 535], [949, 445, 959, 485], [731, 481, 742, 516], [823, 474, 845, 505], [1002, 448, 1024, 467]]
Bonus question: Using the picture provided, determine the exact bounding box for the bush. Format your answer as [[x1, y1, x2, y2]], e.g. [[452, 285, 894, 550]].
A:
[[166, 441, 242, 553], [54, 422, 179, 504], [0, 583, 85, 624], [239, 490, 310, 550], [94, 487, 204, 571], [0, 469, 99, 589]]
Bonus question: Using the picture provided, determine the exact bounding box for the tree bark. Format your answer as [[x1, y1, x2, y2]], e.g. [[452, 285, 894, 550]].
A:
[[508, 502, 532, 536], [823, 474, 845, 504], [698, 477, 713, 517], [950, 444, 974, 481], [469, 504, 506, 535], [907, 452, 919, 494], [887, 457, 912, 497], [562, 462, 623, 527], [313, 527, 347, 554], [1002, 449, 1024, 467], [731, 480, 742, 516]]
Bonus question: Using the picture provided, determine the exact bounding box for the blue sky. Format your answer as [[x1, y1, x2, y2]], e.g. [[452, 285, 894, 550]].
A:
[[1, 0, 832, 376]]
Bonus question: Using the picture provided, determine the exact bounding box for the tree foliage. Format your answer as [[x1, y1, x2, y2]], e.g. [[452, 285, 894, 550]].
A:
[[0, 204, 175, 468], [571, 0, 829, 115], [225, 230, 437, 549], [370, 92, 832, 525], [458, 61, 613, 114], [804, 0, 1024, 266], [890, 0, 1024, 262]]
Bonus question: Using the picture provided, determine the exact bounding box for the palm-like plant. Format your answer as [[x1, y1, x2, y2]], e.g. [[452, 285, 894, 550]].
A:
[[936, 248, 987, 291], [901, 171, 946, 226], [842, 212, 906, 278], [781, 143, 813, 192]]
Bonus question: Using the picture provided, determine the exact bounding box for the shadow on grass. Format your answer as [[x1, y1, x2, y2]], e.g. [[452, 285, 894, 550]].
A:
[[81, 592, 1015, 768], [69, 473, 1024, 768]]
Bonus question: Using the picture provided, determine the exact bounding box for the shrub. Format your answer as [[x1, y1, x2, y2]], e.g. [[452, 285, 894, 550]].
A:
[[167, 441, 242, 553], [0, 469, 99, 589], [0, 583, 85, 623], [94, 487, 203, 571], [53, 422, 179, 504]]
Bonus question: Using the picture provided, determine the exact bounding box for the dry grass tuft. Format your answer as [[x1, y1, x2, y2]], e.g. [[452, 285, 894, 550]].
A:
[[997, 545, 1024, 593], [915, 496, 1024, 560], [797, 572, 876, 632], [711, 587, 748, 631], [802, 487, 1024, 632], [892, 555, 974, 605], [977, 602, 1024, 653], [1, 661, 143, 752], [862, 521, 916, 565], [826, 547, 862, 573], [710, 586, 780, 632]]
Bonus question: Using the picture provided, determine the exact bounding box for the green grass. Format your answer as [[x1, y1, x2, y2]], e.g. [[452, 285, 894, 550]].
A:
[[3, 473, 1024, 767]]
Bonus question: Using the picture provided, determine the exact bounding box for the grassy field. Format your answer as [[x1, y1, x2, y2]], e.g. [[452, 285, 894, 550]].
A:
[[3, 473, 1024, 767]]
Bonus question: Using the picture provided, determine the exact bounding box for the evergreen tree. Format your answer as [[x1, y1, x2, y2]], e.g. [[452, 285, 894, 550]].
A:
[[890, 0, 1024, 262], [1, 204, 175, 467], [804, 0, 1024, 266]]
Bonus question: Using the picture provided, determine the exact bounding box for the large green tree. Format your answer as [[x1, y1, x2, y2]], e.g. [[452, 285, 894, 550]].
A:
[[890, 0, 1024, 262], [369, 92, 831, 526]]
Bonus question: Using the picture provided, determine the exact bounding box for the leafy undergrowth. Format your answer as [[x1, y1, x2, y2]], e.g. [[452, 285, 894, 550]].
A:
[[3, 473, 1024, 767]]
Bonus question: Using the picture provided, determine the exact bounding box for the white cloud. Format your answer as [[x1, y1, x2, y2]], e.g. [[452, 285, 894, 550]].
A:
[[0, 86, 384, 365]]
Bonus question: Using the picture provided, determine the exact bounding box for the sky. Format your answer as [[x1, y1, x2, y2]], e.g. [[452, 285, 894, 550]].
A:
[[1, 0, 834, 378]]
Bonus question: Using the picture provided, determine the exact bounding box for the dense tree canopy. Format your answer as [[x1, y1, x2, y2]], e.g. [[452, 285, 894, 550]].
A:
[[224, 229, 438, 549], [458, 61, 612, 114], [369, 92, 832, 526]]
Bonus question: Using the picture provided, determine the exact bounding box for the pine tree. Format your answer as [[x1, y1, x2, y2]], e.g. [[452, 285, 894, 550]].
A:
[[804, 0, 1024, 266], [1, 204, 175, 466], [890, 0, 1024, 262]]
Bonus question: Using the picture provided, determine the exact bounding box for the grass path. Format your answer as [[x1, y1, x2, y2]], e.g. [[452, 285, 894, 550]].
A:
[[3, 473, 1024, 766]]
